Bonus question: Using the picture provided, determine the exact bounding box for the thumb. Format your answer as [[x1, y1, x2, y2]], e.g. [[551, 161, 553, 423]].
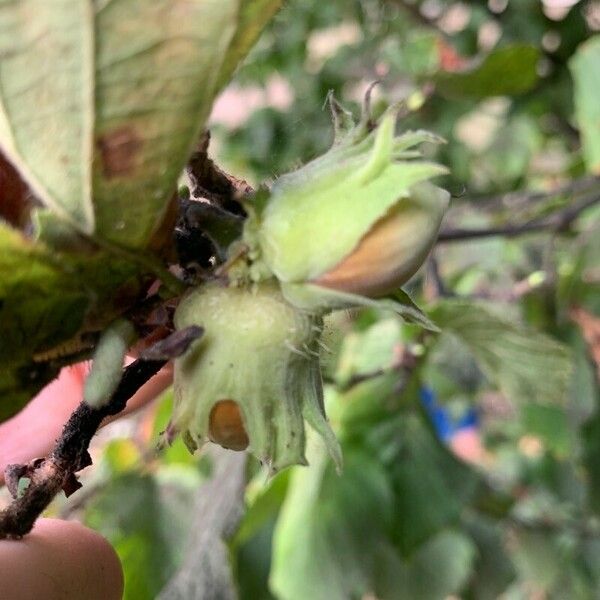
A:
[[0, 519, 123, 600]]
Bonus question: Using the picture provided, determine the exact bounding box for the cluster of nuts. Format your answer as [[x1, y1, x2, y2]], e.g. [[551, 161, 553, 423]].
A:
[[171, 101, 450, 472]]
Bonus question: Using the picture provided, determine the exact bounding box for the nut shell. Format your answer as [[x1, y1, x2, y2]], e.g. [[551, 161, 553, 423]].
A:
[[315, 182, 448, 297], [209, 399, 249, 451]]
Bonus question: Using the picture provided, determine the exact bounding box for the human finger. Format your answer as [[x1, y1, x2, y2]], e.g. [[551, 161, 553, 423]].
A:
[[0, 362, 173, 481], [0, 518, 123, 600]]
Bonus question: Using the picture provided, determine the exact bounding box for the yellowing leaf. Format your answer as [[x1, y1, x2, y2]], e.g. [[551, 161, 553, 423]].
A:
[[0, 1, 95, 232], [92, 0, 240, 247], [0, 0, 281, 248], [0, 221, 143, 420]]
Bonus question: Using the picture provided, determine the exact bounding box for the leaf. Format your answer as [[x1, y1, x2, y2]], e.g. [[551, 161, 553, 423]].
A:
[[481, 114, 542, 186], [215, 0, 282, 93], [235, 519, 278, 600], [569, 36, 600, 174], [430, 300, 573, 406], [0, 1, 95, 232], [281, 282, 439, 330], [0, 0, 280, 248], [233, 471, 290, 547], [583, 411, 600, 513], [510, 530, 567, 592], [387, 414, 479, 557], [570, 306, 600, 381], [436, 45, 540, 100], [376, 530, 476, 600], [383, 31, 440, 77], [332, 374, 401, 437], [270, 443, 395, 600], [0, 221, 143, 420], [0, 223, 90, 367], [270, 402, 479, 599], [92, 0, 240, 247], [521, 404, 573, 457], [231, 471, 290, 600], [0, 362, 58, 423], [335, 318, 402, 386], [463, 515, 516, 600]]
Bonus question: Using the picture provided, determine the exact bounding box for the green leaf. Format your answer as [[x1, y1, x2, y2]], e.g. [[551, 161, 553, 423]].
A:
[[383, 31, 440, 78], [0, 223, 89, 363], [0, 362, 59, 423], [335, 318, 402, 386], [430, 300, 573, 406], [281, 282, 439, 330], [510, 530, 567, 592], [232, 470, 289, 600], [522, 403, 573, 458], [0, 0, 279, 248], [331, 374, 402, 438], [387, 414, 479, 557], [583, 410, 600, 513], [215, 0, 282, 93], [436, 45, 540, 99], [481, 114, 542, 186], [233, 471, 290, 547], [270, 443, 395, 600], [235, 519, 278, 600], [376, 530, 476, 600], [270, 404, 479, 599], [0, 221, 143, 420], [569, 36, 600, 174], [464, 515, 516, 600]]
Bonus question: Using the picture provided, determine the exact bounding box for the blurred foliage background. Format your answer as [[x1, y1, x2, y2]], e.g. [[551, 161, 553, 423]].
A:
[[40, 0, 600, 597]]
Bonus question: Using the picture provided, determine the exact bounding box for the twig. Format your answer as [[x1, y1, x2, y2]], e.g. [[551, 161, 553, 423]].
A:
[[158, 448, 247, 600], [175, 132, 253, 271], [186, 130, 253, 212], [506, 513, 600, 540], [438, 191, 600, 243], [337, 343, 419, 392], [425, 254, 452, 299], [0, 327, 202, 539], [459, 176, 600, 211]]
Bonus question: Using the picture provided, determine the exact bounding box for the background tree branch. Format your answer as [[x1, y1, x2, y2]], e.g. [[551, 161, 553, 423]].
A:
[[438, 189, 600, 243], [158, 449, 247, 600]]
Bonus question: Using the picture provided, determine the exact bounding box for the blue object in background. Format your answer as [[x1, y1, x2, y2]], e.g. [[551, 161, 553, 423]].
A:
[[419, 386, 479, 442]]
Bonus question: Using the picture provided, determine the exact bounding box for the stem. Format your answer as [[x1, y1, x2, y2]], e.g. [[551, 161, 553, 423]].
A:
[[0, 327, 201, 539], [438, 192, 600, 243]]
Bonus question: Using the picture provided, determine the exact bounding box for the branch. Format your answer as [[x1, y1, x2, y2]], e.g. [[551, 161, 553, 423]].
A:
[[175, 131, 253, 271], [158, 448, 247, 600], [458, 176, 600, 210], [0, 327, 202, 539], [438, 191, 600, 243]]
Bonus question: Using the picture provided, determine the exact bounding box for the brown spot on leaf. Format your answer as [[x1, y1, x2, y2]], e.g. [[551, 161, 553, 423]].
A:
[[0, 150, 31, 227], [97, 126, 143, 178]]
